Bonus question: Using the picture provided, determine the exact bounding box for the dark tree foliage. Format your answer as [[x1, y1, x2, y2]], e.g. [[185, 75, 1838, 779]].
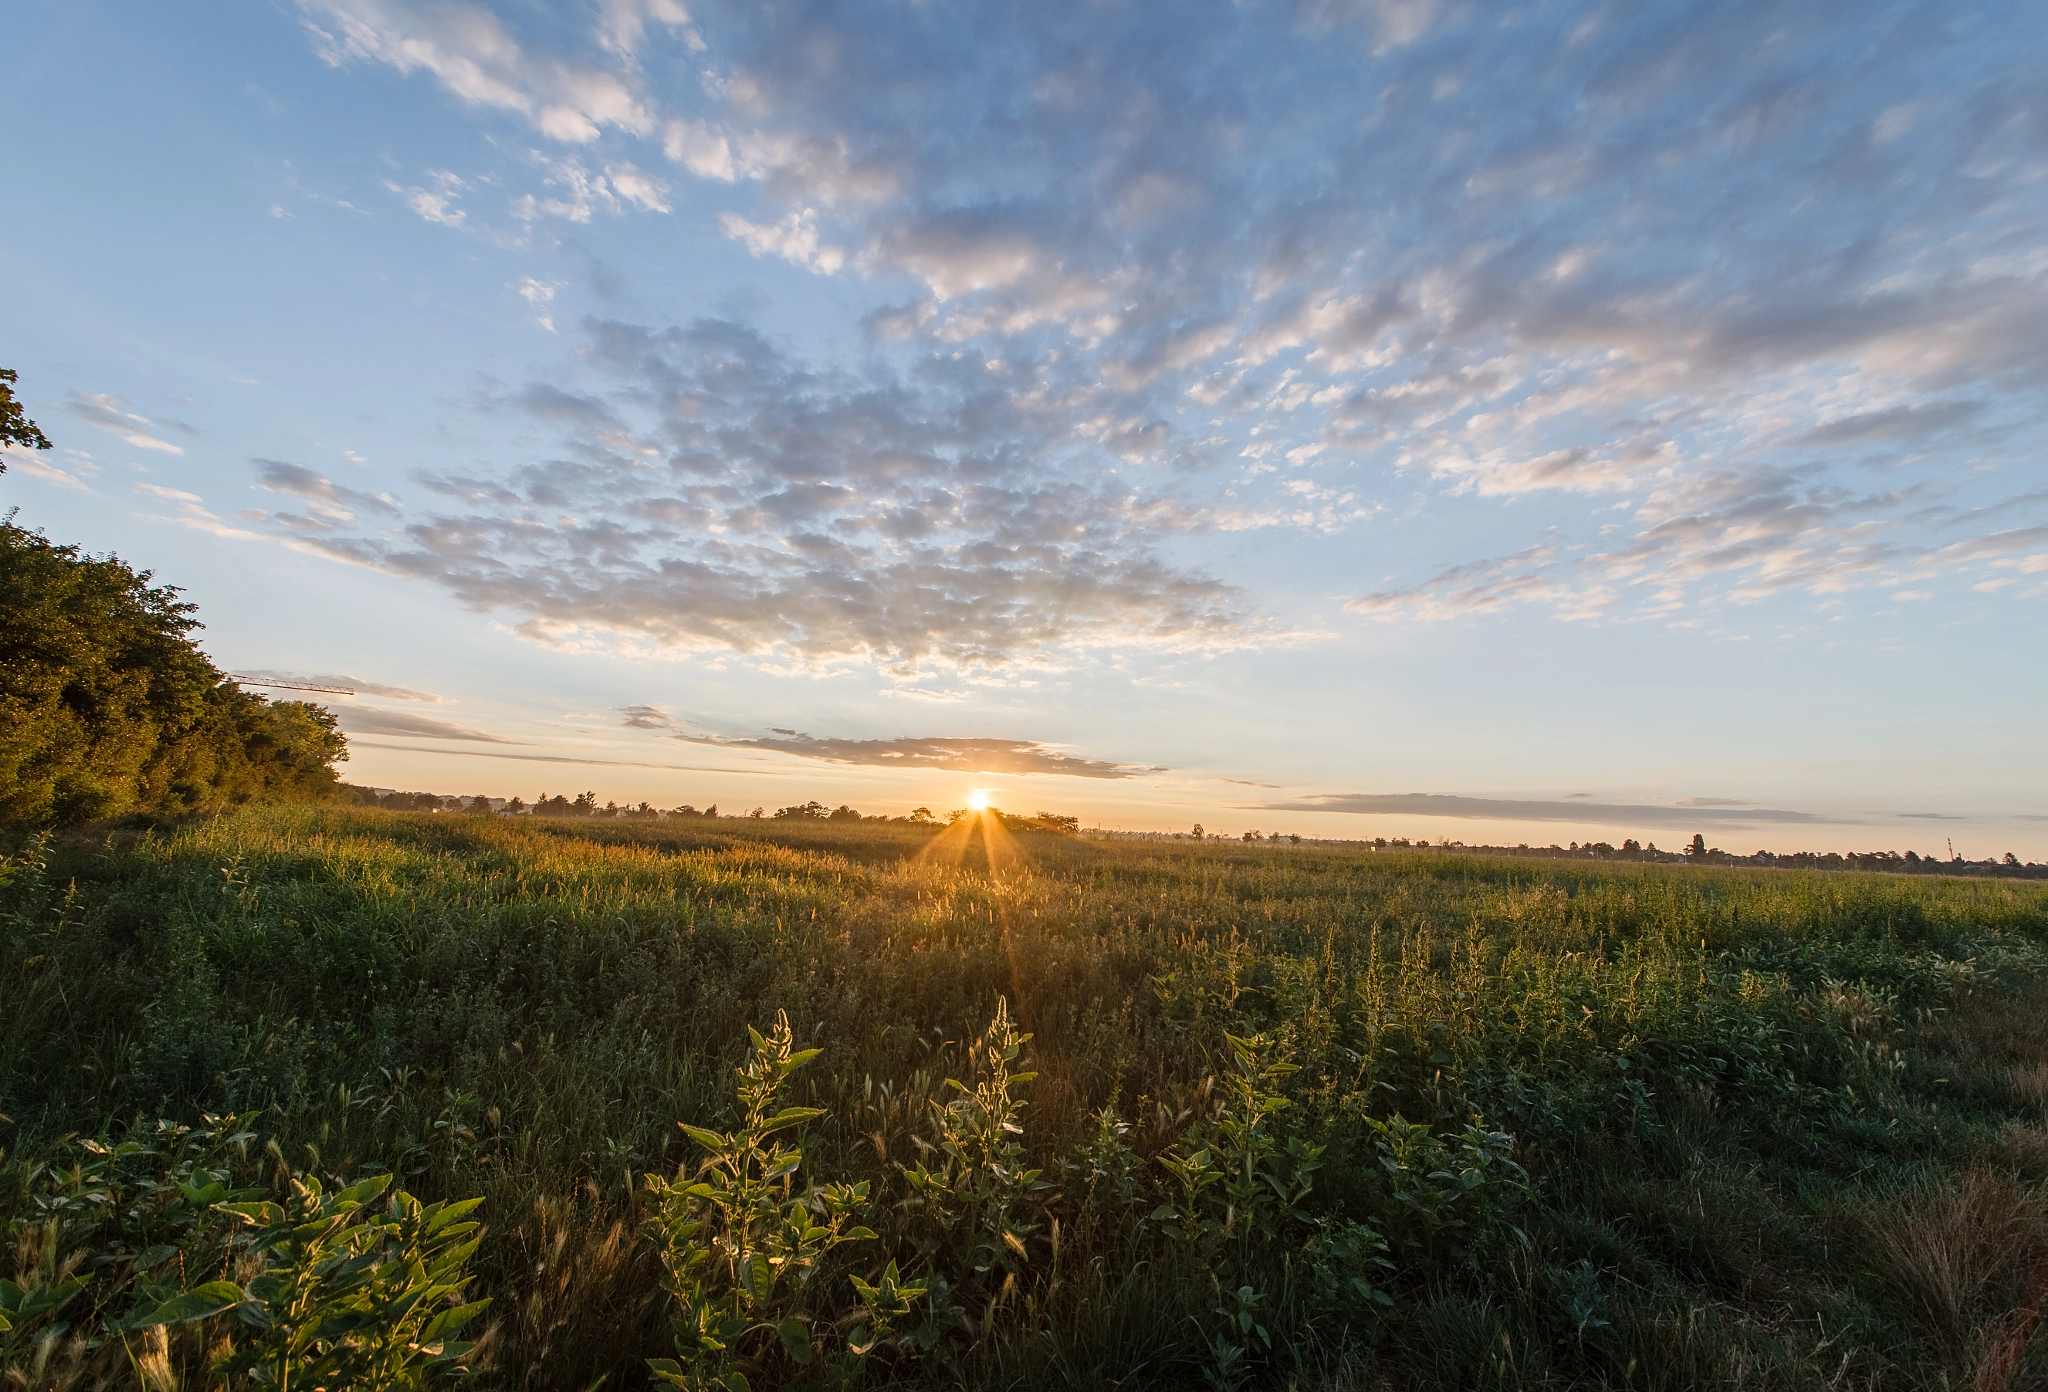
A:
[[0, 369, 54, 467], [0, 519, 347, 828]]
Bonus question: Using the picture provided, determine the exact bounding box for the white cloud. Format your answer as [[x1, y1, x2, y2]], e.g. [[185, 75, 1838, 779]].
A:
[[297, 0, 658, 141], [5, 451, 95, 490], [663, 116, 734, 180], [719, 208, 844, 275], [68, 392, 188, 454], [388, 179, 466, 226], [133, 482, 260, 539]]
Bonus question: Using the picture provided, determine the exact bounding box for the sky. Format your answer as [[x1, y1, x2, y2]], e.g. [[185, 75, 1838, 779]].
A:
[[4, 0, 2046, 854]]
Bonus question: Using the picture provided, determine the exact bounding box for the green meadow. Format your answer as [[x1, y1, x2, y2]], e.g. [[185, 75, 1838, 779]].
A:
[[5, 808, 2048, 1389]]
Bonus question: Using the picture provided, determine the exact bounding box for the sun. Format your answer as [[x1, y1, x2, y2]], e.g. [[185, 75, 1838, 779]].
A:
[[967, 789, 992, 810]]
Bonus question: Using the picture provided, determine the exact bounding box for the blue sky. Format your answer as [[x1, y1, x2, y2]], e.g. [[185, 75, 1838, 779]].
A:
[[5, 0, 2046, 852]]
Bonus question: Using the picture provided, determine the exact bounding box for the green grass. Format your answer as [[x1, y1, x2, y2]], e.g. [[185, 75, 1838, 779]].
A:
[[5, 808, 2048, 1389]]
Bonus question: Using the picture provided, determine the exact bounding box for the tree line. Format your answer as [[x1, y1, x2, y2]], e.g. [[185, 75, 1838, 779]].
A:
[[343, 789, 1084, 835]]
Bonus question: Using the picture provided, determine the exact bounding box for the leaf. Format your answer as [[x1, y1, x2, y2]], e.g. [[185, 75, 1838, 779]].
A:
[[335, 1173, 394, 1206], [132, 1281, 244, 1327], [425, 1196, 486, 1234], [775, 1316, 813, 1364], [133, 1245, 180, 1271], [742, 1253, 774, 1305], [679, 1123, 727, 1151], [421, 1298, 492, 1343], [759, 1106, 825, 1135]]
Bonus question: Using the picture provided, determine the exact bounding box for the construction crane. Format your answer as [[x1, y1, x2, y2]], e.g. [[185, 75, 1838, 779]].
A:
[[228, 674, 356, 696]]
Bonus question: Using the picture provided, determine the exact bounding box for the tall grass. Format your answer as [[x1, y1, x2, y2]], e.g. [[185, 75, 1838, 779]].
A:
[[4, 809, 2047, 1387]]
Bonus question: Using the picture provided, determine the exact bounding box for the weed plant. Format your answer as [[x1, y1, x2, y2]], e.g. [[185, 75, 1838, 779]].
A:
[[4, 810, 2048, 1388]]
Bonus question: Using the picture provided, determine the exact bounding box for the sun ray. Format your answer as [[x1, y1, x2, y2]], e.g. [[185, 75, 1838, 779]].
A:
[[916, 802, 1027, 876]]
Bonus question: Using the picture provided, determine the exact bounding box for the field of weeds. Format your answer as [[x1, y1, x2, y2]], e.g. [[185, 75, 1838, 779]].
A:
[[4, 808, 2048, 1390]]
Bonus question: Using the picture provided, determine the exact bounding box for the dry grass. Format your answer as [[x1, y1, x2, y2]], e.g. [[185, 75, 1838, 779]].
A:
[[1865, 1169, 2042, 1358], [2009, 1063, 2048, 1115], [491, 1186, 665, 1390]]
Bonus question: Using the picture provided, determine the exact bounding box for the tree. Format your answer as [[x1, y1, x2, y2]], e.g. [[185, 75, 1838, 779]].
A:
[[774, 801, 828, 820], [1191, 823, 1204, 840], [1, 518, 347, 828], [1687, 834, 1708, 859], [0, 369, 53, 469]]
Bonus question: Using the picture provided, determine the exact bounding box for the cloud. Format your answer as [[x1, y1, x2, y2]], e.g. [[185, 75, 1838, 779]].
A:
[[251, 459, 401, 525], [69, 392, 189, 454], [5, 450, 96, 490], [511, 153, 670, 222], [1266, 792, 1829, 829], [232, 670, 447, 702], [388, 171, 469, 226], [680, 730, 1149, 779], [296, 0, 672, 142], [719, 208, 844, 275], [331, 706, 516, 742], [619, 704, 675, 728], [262, 316, 1249, 671], [1795, 401, 1987, 447], [346, 740, 739, 773], [287, 0, 2048, 633], [133, 483, 261, 540]]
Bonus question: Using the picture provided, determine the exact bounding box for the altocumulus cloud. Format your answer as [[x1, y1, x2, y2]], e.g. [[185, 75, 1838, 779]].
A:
[[271, 318, 1247, 671], [288, 0, 2048, 634]]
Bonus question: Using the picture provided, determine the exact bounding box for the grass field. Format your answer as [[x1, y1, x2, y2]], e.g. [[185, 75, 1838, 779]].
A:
[[5, 808, 2048, 1390]]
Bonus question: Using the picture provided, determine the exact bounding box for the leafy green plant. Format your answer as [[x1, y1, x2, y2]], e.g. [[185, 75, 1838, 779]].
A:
[[899, 997, 1051, 1349], [1151, 1032, 1325, 1387], [1362, 1113, 1526, 1260], [643, 1011, 879, 1391], [129, 1172, 490, 1390], [845, 1260, 930, 1357], [0, 1111, 266, 1384], [1062, 1097, 1145, 1238]]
